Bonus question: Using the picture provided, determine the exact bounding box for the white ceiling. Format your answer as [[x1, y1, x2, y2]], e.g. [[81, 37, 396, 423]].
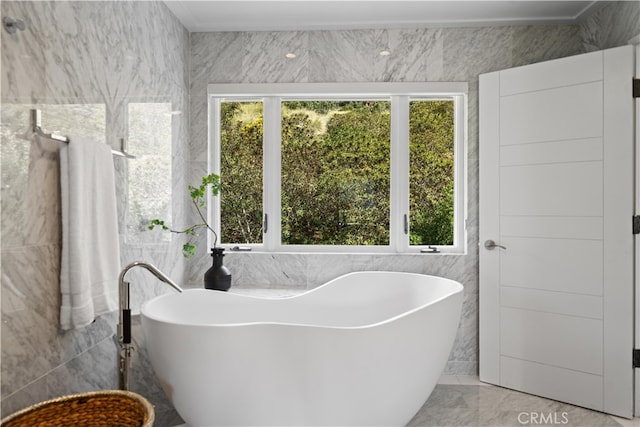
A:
[[163, 0, 600, 33]]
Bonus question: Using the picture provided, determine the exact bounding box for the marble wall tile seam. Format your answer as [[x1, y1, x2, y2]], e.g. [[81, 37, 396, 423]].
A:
[[0, 373, 49, 417], [1, 360, 68, 406], [1, 330, 118, 403], [2, 306, 118, 398], [0, 367, 52, 405]]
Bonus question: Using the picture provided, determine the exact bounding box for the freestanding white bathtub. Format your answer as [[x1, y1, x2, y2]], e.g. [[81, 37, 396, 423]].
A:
[[141, 271, 463, 427]]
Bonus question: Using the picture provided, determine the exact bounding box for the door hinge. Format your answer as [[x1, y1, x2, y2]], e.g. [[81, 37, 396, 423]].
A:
[[634, 78, 640, 98], [633, 215, 640, 234], [634, 349, 640, 368]]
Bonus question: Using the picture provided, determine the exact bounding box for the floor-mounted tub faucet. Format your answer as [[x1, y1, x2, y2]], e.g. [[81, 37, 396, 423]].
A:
[[117, 261, 183, 391]]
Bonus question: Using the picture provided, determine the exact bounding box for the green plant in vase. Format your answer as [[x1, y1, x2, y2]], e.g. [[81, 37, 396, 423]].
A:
[[149, 173, 231, 291], [149, 173, 221, 257]]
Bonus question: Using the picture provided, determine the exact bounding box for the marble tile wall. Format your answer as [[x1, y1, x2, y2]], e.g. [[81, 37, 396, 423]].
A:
[[0, 0, 189, 422], [186, 24, 585, 377]]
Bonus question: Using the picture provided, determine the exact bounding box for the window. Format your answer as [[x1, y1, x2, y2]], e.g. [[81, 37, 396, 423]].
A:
[[280, 100, 391, 246], [409, 99, 455, 247], [219, 100, 264, 244], [209, 83, 467, 253]]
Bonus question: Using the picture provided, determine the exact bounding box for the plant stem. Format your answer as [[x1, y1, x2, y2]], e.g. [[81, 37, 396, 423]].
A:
[[192, 198, 218, 248], [167, 224, 203, 235]]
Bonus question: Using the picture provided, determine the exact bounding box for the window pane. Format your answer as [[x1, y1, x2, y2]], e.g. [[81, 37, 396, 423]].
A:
[[409, 99, 455, 246], [220, 101, 264, 244], [281, 100, 390, 245]]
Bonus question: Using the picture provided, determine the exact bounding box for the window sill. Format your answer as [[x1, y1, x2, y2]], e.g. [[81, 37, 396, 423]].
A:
[[223, 247, 467, 256]]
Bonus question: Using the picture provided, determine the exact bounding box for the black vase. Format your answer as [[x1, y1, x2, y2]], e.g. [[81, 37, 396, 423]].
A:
[[204, 247, 232, 291]]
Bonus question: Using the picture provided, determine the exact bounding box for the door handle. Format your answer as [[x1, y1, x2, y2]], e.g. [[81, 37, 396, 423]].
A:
[[484, 240, 506, 250]]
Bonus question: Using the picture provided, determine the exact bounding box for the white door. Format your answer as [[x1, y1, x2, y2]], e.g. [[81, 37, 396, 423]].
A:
[[479, 45, 635, 418]]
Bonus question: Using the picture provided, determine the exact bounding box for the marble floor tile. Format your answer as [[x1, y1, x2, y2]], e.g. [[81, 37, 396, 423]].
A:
[[408, 384, 623, 427], [456, 375, 490, 386], [612, 416, 640, 427], [154, 381, 628, 426], [437, 375, 461, 385], [438, 375, 491, 386]]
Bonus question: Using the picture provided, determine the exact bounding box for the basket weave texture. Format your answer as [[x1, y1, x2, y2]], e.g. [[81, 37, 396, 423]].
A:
[[1, 390, 154, 427]]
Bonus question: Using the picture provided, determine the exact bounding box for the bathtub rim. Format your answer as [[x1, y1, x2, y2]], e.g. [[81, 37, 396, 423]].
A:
[[140, 271, 464, 331]]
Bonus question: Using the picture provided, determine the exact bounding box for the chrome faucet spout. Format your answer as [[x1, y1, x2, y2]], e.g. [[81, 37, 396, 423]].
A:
[[117, 261, 183, 391], [119, 261, 183, 294]]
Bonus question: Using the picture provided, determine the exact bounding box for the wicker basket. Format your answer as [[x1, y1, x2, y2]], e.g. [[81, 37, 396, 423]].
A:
[[1, 390, 154, 427]]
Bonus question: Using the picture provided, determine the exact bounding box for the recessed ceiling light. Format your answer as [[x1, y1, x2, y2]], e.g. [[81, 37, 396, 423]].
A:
[[379, 50, 391, 57], [285, 52, 297, 59]]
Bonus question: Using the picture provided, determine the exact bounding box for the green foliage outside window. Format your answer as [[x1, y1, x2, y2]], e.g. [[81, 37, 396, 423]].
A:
[[219, 99, 455, 247], [220, 102, 264, 244], [409, 100, 455, 246], [281, 101, 390, 245]]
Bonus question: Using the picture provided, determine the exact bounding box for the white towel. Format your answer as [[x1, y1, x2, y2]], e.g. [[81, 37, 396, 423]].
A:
[[59, 137, 120, 330]]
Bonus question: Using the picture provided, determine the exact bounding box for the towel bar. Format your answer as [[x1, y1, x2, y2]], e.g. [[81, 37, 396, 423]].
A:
[[30, 109, 135, 158]]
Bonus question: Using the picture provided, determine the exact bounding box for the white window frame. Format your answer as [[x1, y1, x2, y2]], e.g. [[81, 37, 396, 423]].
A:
[[208, 82, 468, 254]]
